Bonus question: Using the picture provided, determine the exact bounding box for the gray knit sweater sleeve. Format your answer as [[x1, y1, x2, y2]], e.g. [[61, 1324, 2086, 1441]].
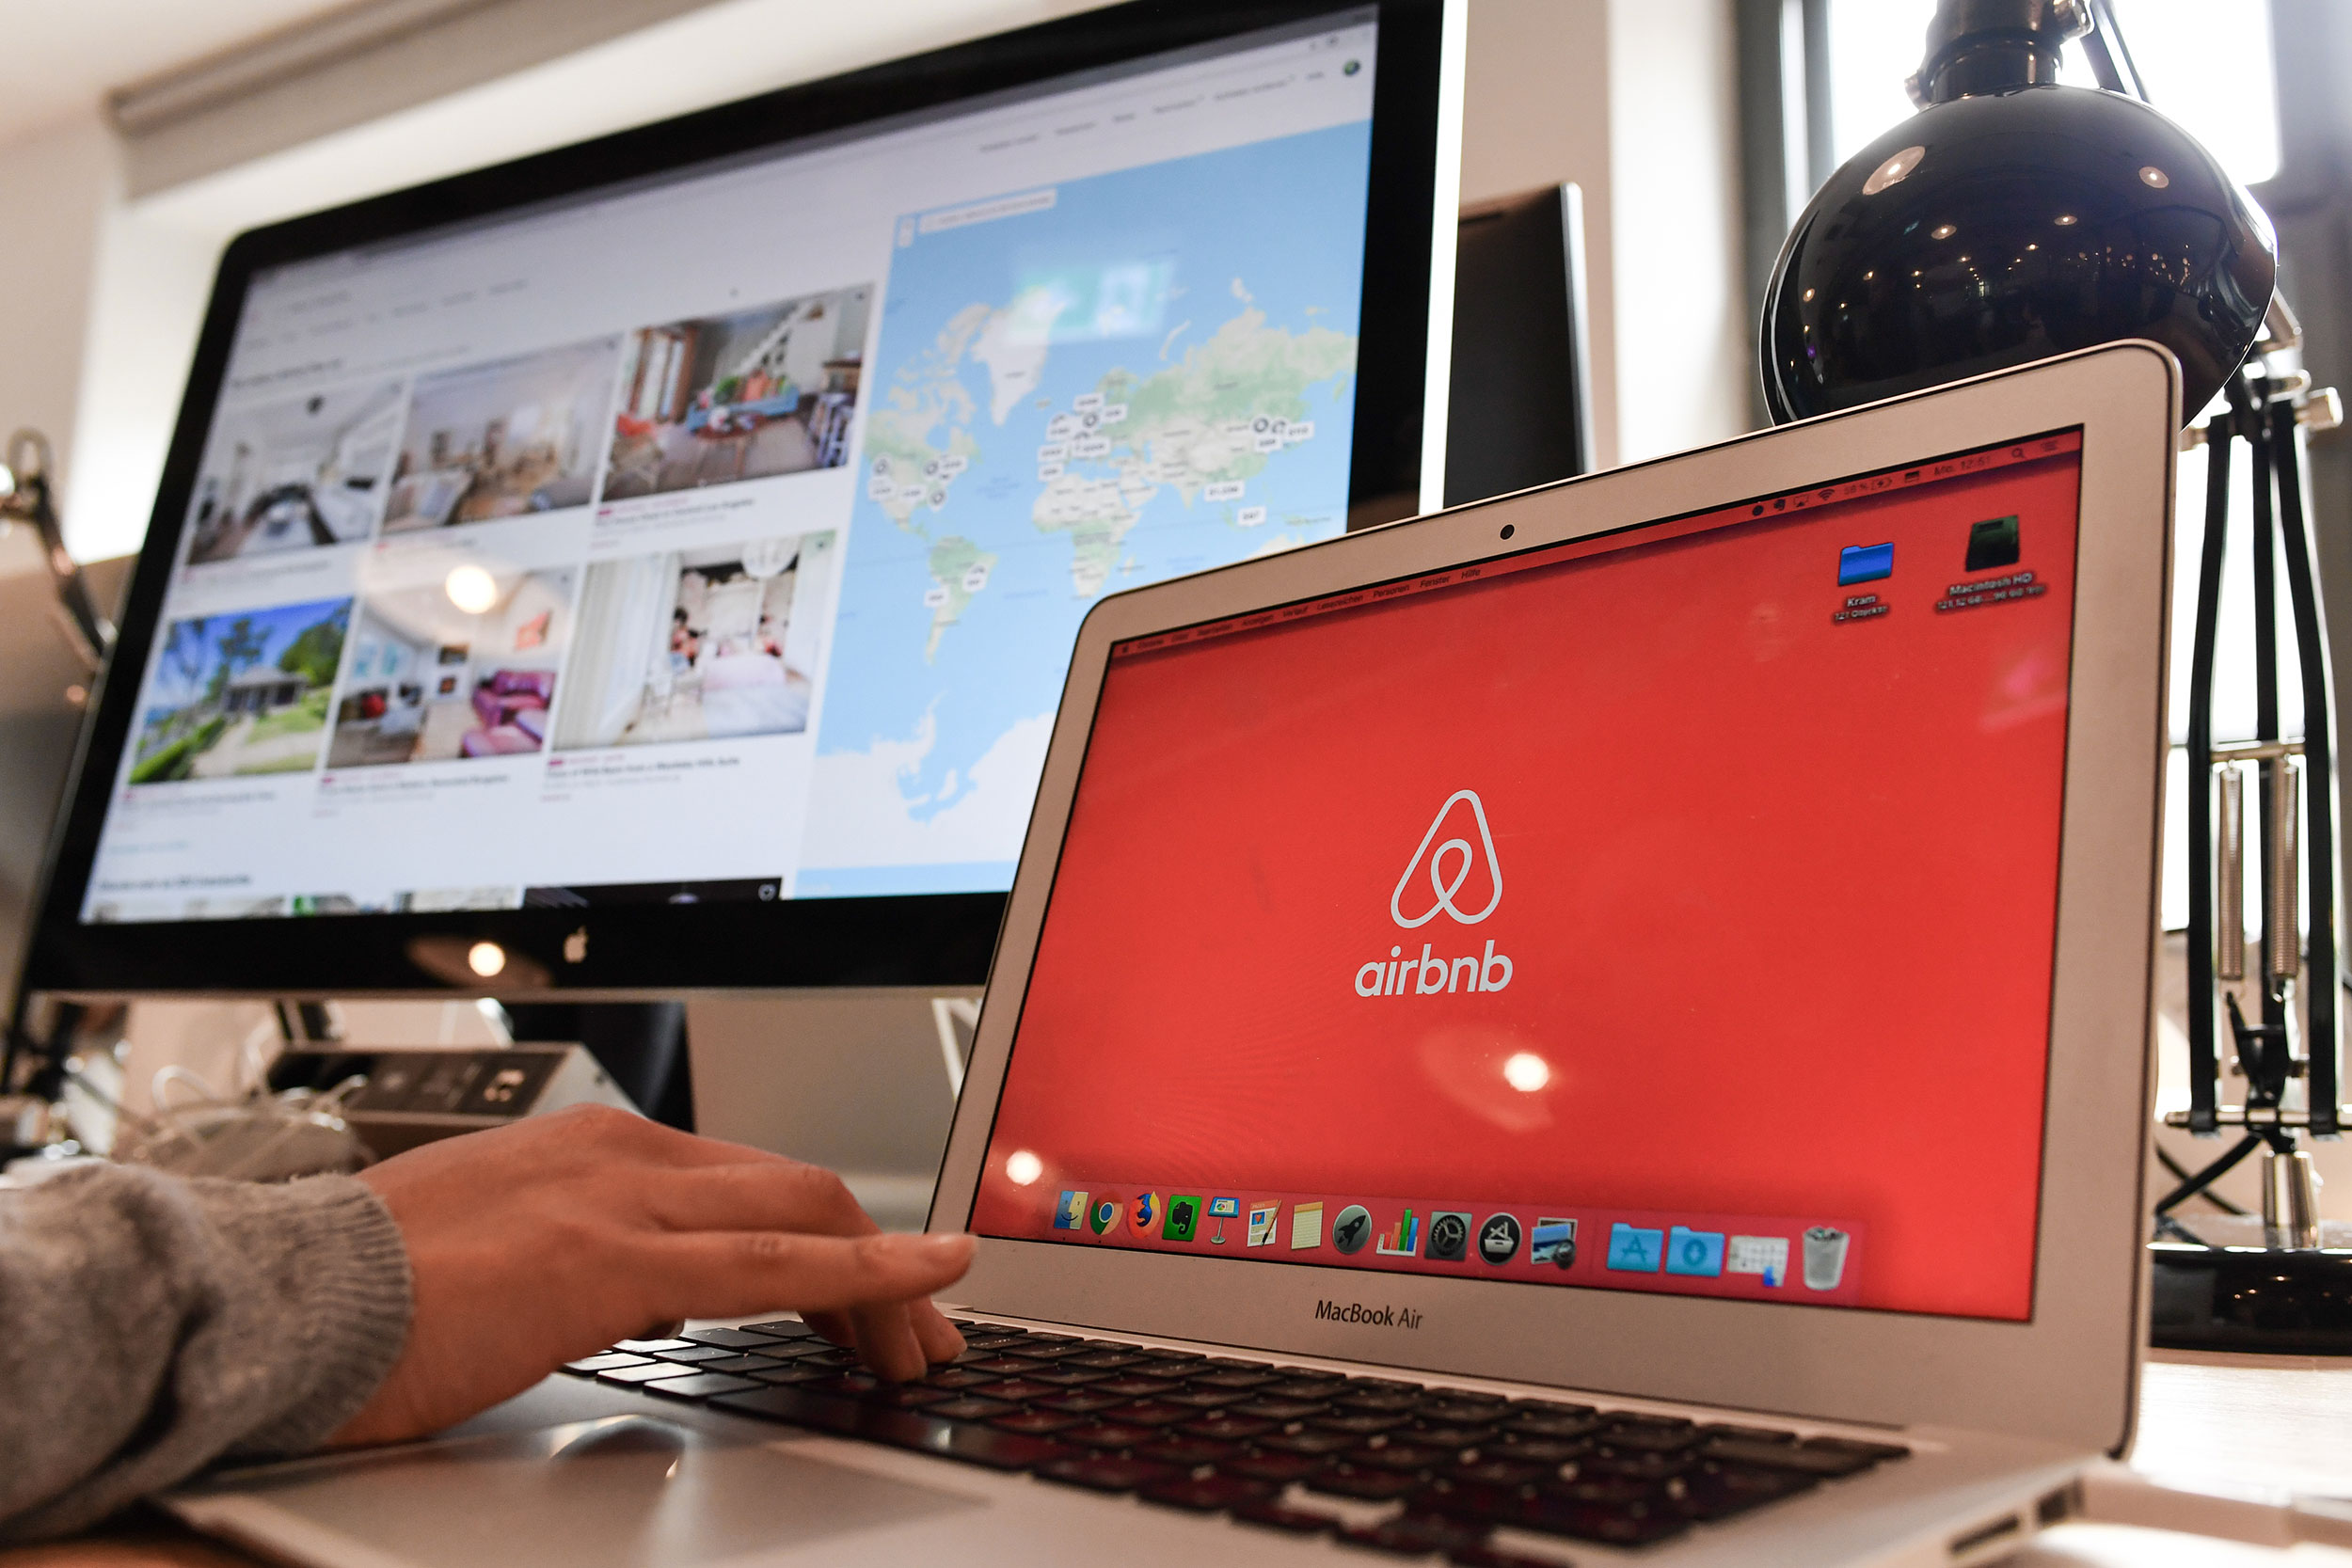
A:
[[0, 1163, 413, 1542]]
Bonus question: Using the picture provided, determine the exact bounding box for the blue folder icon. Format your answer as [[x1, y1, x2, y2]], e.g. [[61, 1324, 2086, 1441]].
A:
[[1607, 1223, 1663, 1273], [1666, 1226, 1725, 1277], [1838, 542, 1894, 585]]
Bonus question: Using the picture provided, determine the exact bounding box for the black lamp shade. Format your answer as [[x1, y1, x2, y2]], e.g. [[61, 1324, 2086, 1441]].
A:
[[1761, 84, 2275, 425]]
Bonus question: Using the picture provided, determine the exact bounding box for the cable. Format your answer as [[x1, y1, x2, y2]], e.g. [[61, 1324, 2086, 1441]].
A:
[[2156, 1145, 2248, 1214], [2154, 1132, 2265, 1215]]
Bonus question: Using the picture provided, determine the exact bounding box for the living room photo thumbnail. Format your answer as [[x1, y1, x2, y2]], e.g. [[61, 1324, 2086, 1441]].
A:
[[381, 338, 619, 531], [550, 531, 836, 751], [184, 383, 402, 564], [326, 564, 576, 766], [600, 285, 867, 500], [128, 597, 350, 783]]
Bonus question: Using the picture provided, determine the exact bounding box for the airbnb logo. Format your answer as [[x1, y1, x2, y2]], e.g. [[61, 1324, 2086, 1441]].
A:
[[1357, 790, 1513, 998], [1391, 789, 1502, 927]]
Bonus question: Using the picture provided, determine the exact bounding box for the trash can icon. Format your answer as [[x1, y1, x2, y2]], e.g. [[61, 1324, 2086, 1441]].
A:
[[1802, 1227, 1850, 1291]]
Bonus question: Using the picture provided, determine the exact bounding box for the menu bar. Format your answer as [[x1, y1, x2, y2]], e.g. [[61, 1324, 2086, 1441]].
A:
[[1112, 429, 2085, 663]]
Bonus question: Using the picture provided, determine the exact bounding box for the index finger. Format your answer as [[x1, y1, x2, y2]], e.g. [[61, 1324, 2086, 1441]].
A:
[[638, 1229, 975, 1323]]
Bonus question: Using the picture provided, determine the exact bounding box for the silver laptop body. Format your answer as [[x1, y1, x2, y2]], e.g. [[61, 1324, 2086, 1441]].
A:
[[170, 341, 2179, 1568]]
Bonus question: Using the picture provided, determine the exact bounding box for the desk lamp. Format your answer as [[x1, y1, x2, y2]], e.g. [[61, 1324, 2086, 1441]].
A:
[[1762, 0, 2352, 1352]]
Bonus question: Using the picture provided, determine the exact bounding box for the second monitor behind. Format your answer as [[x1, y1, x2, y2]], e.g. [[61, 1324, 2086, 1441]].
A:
[[1439, 183, 1596, 509]]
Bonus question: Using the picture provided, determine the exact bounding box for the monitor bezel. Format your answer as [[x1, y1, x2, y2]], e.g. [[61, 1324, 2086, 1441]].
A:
[[932, 343, 2177, 1450], [25, 0, 1458, 1001]]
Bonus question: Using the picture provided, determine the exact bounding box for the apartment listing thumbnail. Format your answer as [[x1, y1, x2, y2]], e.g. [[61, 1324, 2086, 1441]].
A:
[[130, 599, 350, 781], [604, 286, 867, 499], [324, 566, 573, 767], [382, 339, 620, 531], [184, 383, 403, 564], [551, 531, 837, 751]]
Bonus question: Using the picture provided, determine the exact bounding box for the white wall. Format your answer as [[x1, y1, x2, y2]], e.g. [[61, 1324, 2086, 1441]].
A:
[[69, 196, 221, 562], [1606, 0, 1751, 466], [1458, 0, 1620, 471], [1460, 0, 1750, 471], [0, 0, 1751, 564], [0, 115, 119, 576]]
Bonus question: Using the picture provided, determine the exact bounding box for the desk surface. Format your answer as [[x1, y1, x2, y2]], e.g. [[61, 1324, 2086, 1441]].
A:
[[2129, 1354, 2352, 1498], [8, 1353, 2349, 1567], [2014, 1353, 2352, 1565]]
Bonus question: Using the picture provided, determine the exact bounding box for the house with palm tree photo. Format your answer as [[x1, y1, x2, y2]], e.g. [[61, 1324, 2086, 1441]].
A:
[[129, 597, 350, 783]]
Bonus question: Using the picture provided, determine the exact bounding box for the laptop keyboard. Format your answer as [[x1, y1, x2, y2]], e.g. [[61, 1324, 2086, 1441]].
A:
[[564, 1318, 1910, 1559]]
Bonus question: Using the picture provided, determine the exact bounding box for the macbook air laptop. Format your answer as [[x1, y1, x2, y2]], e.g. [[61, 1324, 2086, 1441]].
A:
[[168, 341, 2179, 1567]]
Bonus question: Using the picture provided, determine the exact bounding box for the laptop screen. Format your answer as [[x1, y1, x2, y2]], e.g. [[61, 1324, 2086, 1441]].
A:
[[972, 430, 2086, 1323]]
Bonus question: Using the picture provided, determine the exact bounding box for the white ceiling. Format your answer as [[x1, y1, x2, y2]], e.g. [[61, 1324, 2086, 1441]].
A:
[[0, 0, 356, 151]]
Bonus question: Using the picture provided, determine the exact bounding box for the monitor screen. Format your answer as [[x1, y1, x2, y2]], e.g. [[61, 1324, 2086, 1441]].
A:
[[972, 431, 2086, 1323], [58, 6, 1425, 942]]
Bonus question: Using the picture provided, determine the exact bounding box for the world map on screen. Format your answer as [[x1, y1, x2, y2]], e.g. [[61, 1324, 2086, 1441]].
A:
[[799, 121, 1373, 895]]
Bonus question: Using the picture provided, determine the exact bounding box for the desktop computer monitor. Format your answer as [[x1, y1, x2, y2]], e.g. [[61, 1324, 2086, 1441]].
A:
[[22, 0, 1464, 1005]]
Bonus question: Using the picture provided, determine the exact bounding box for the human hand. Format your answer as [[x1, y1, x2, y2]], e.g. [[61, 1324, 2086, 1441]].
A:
[[332, 1105, 973, 1447]]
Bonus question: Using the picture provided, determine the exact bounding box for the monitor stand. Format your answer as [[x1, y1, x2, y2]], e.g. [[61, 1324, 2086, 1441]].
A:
[[686, 990, 980, 1231], [500, 1000, 691, 1127]]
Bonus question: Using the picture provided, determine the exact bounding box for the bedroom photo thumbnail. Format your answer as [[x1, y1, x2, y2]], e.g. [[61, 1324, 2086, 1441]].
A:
[[184, 383, 402, 564], [550, 531, 837, 752]]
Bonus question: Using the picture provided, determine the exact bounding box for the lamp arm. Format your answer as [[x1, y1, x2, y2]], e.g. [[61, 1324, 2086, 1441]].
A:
[[2270, 396, 2343, 1136], [2, 429, 113, 670], [2076, 0, 2303, 365], [2077, 0, 2150, 100]]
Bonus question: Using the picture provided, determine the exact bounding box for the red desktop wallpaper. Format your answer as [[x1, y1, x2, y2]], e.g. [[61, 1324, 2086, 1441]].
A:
[[973, 436, 2086, 1322]]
